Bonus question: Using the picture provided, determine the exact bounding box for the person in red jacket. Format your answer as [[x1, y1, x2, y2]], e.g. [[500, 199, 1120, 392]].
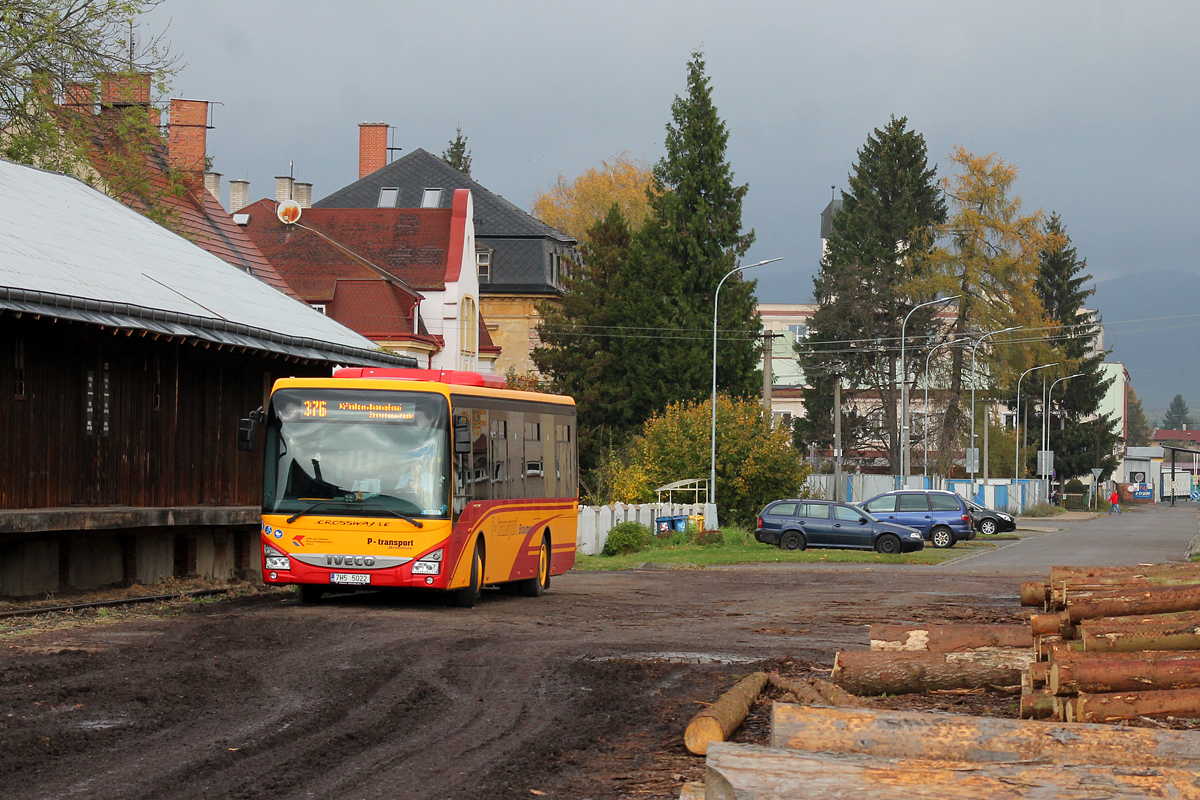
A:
[[1108, 487, 1121, 514]]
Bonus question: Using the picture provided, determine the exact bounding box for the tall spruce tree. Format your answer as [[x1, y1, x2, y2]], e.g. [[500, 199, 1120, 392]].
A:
[[441, 125, 471, 175], [641, 50, 759, 401], [1033, 213, 1119, 481], [1126, 387, 1152, 446], [800, 116, 946, 471], [1163, 394, 1193, 429]]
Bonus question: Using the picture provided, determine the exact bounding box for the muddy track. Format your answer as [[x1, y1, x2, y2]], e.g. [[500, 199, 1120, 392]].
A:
[[1, 567, 1034, 799]]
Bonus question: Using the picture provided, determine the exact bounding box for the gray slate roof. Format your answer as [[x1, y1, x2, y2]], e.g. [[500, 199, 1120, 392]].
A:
[[316, 148, 576, 244], [0, 158, 414, 367]]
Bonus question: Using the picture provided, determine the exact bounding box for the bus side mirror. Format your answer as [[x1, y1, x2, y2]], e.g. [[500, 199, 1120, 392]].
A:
[[237, 417, 257, 451], [454, 415, 471, 454]]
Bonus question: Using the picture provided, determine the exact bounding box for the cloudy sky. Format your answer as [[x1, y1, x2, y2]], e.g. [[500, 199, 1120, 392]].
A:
[[143, 1, 1198, 410]]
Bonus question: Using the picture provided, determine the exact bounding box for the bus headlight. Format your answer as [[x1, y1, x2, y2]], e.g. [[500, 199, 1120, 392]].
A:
[[412, 548, 443, 575], [264, 543, 290, 571]]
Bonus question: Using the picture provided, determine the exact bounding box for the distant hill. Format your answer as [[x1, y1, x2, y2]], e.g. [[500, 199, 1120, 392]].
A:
[[1093, 270, 1200, 422]]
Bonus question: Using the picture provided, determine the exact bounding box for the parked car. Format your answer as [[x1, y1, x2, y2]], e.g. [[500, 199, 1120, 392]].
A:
[[754, 499, 925, 554], [859, 490, 975, 548], [965, 499, 1016, 535]]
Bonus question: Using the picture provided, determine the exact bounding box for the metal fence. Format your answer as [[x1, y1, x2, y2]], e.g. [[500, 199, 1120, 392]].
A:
[[804, 474, 1049, 514]]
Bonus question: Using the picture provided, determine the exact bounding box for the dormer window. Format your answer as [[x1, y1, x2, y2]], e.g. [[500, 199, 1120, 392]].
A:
[[310, 303, 327, 315], [421, 188, 442, 208], [377, 187, 399, 208], [476, 250, 492, 283]]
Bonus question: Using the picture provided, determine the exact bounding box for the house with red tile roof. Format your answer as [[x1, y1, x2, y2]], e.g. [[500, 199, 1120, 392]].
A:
[[53, 74, 296, 298], [237, 188, 499, 371]]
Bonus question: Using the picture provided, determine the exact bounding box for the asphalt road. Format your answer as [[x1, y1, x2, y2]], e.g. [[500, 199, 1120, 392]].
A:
[[945, 503, 1199, 571]]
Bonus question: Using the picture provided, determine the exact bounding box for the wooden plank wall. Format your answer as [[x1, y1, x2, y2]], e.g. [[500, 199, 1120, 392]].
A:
[[0, 314, 329, 510]]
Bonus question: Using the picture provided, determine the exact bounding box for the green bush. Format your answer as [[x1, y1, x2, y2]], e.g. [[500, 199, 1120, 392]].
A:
[[601, 521, 653, 556], [1065, 478, 1084, 494], [695, 529, 725, 546]]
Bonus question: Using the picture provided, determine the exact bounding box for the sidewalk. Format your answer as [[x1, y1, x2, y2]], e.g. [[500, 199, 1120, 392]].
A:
[[1014, 510, 1097, 533]]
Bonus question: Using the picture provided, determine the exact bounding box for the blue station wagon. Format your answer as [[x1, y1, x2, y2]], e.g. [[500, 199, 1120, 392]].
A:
[[860, 490, 975, 548], [754, 499, 925, 554]]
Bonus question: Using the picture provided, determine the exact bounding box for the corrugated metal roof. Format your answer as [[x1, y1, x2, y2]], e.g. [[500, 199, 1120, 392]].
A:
[[0, 159, 415, 367]]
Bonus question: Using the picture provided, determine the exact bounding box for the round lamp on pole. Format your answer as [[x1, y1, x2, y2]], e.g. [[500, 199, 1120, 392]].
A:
[[1014, 363, 1057, 481], [899, 295, 959, 486]]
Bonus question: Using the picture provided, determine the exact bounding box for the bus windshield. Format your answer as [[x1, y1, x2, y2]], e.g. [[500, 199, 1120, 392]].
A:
[[263, 388, 451, 519]]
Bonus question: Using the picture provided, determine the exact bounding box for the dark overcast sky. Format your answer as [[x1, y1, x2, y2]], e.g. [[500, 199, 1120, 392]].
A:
[[145, 0, 1200, 306]]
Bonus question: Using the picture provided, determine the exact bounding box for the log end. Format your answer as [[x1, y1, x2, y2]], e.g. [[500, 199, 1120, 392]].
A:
[[684, 715, 725, 755], [1021, 581, 1049, 606]]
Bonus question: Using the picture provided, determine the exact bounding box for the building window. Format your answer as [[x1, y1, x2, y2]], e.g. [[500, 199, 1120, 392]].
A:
[[477, 251, 491, 283], [421, 188, 442, 208], [787, 324, 808, 343], [152, 355, 162, 411], [550, 253, 560, 287], [377, 187, 399, 208], [311, 303, 327, 315]]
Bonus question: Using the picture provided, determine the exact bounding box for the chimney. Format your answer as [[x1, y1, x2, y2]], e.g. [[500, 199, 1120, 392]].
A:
[[294, 182, 313, 208], [229, 180, 249, 213], [358, 122, 388, 178], [101, 73, 151, 105], [204, 172, 222, 201], [64, 82, 96, 114], [168, 98, 208, 195], [275, 176, 294, 203]]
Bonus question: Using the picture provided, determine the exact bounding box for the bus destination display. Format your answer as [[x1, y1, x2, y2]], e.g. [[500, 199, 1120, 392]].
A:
[[298, 397, 416, 422]]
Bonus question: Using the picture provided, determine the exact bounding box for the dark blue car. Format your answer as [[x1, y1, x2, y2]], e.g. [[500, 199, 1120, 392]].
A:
[[860, 490, 975, 548], [754, 499, 925, 554]]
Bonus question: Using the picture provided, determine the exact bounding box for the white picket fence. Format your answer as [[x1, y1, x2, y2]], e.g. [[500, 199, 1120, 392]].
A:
[[576, 502, 707, 556]]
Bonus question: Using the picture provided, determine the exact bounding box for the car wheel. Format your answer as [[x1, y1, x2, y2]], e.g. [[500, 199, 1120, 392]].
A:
[[517, 534, 551, 597], [980, 518, 998, 536], [930, 526, 955, 549], [780, 530, 806, 551], [452, 541, 484, 608], [875, 533, 901, 555]]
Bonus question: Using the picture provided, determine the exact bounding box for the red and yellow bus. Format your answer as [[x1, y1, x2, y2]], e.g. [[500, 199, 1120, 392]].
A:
[[251, 368, 578, 606]]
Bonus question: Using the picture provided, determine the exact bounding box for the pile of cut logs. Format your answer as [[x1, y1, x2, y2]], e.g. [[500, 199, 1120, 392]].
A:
[[1022, 563, 1200, 723]]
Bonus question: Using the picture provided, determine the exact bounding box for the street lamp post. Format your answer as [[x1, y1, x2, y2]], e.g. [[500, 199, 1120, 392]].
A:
[[900, 295, 960, 487], [1014, 363, 1058, 481], [923, 338, 970, 479], [710, 258, 782, 527], [1044, 372, 1083, 485], [970, 326, 1021, 481]]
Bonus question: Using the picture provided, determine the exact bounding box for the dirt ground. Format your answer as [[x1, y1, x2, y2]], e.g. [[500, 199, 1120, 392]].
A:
[[1, 565, 1040, 800]]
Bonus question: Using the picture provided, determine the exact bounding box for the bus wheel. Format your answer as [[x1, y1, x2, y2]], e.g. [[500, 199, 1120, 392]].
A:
[[298, 585, 323, 604], [452, 542, 484, 608], [519, 534, 551, 598]]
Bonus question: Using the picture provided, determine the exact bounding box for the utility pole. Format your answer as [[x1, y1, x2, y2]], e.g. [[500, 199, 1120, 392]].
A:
[[761, 331, 775, 413], [834, 375, 842, 502], [982, 405, 989, 483]]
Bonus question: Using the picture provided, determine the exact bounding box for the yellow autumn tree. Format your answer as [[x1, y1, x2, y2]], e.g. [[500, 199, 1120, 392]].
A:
[[605, 396, 811, 525], [913, 147, 1052, 471], [531, 152, 653, 241]]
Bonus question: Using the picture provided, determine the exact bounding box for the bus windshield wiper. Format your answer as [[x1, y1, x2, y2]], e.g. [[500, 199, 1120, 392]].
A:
[[286, 500, 342, 524], [368, 508, 424, 528]]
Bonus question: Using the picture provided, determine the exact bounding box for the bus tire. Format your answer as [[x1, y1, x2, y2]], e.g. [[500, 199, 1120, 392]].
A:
[[298, 585, 323, 604], [452, 541, 484, 608], [518, 534, 551, 598]]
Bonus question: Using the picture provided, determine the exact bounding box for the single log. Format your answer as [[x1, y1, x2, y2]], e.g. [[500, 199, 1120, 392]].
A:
[[1019, 689, 1057, 719], [770, 703, 1200, 766], [830, 651, 1029, 695], [1081, 609, 1200, 630], [870, 623, 1032, 652], [706, 742, 1200, 800], [684, 672, 768, 756], [1077, 687, 1200, 722], [1030, 612, 1069, 637], [1020, 581, 1048, 606], [1028, 661, 1048, 684], [1060, 695, 1079, 723], [1052, 654, 1200, 694], [808, 675, 858, 707], [1043, 639, 1085, 662], [1081, 627, 1200, 654], [1050, 648, 1200, 665], [1051, 578, 1200, 608], [1049, 564, 1200, 583], [766, 672, 825, 705], [1066, 584, 1200, 624]]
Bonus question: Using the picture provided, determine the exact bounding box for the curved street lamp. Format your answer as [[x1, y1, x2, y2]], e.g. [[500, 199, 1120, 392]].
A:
[[970, 326, 1022, 480], [899, 295, 960, 486], [1043, 372, 1084, 481], [1014, 363, 1058, 481], [710, 258, 782, 527], [923, 337, 971, 478]]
